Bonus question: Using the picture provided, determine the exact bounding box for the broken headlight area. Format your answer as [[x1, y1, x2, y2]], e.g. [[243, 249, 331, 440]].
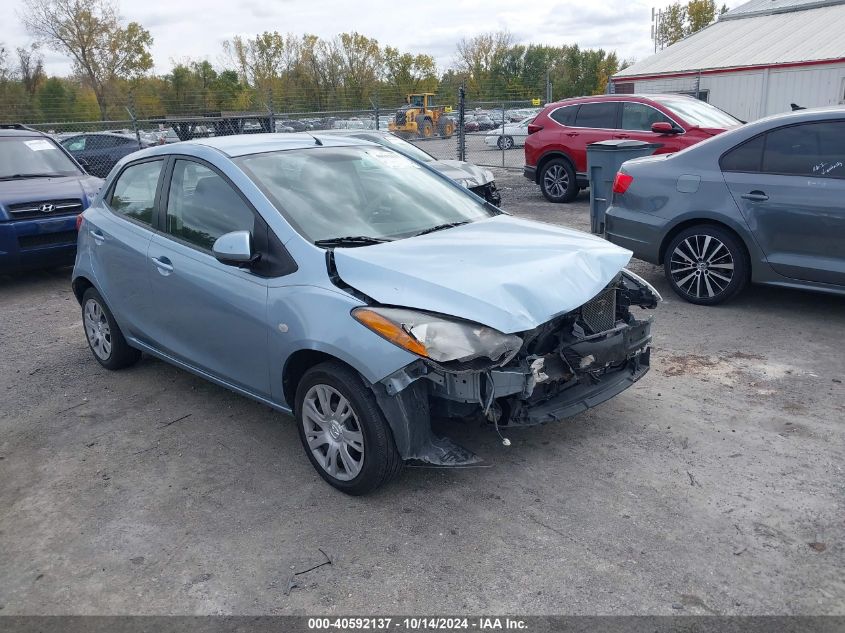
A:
[[382, 271, 658, 430], [352, 306, 523, 367]]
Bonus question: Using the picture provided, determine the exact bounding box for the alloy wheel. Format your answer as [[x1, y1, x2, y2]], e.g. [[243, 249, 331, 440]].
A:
[[543, 164, 569, 198], [301, 384, 365, 481], [498, 136, 513, 150], [84, 298, 112, 360], [669, 234, 735, 300]]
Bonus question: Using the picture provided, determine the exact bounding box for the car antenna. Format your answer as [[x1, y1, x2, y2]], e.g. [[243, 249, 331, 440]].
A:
[[308, 133, 323, 146]]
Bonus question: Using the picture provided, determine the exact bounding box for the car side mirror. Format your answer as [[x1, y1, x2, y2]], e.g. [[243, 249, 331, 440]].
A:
[[212, 231, 258, 267], [651, 122, 679, 134], [77, 158, 91, 169]]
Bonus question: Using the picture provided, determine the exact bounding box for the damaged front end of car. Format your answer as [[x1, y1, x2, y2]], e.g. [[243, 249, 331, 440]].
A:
[[366, 270, 660, 467]]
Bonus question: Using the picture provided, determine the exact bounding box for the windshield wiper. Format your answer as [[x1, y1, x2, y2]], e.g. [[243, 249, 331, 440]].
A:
[[314, 235, 392, 248], [0, 173, 65, 181], [413, 221, 470, 237]]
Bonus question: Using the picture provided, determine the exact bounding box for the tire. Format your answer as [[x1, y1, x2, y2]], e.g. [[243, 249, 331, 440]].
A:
[[295, 361, 403, 495], [81, 287, 141, 370], [438, 118, 455, 138], [539, 158, 578, 203], [497, 135, 514, 150], [416, 116, 434, 139], [663, 224, 750, 305]]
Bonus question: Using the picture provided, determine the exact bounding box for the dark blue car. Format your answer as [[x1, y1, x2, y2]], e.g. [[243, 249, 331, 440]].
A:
[[0, 125, 104, 273]]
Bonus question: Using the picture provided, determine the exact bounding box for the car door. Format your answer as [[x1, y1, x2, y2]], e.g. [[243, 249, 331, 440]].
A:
[[569, 101, 621, 172], [722, 120, 845, 285], [145, 157, 273, 397], [92, 158, 165, 339], [616, 102, 687, 154]]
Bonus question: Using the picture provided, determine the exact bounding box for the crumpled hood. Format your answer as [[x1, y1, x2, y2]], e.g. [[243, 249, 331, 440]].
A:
[[333, 215, 632, 334], [430, 160, 494, 187], [0, 175, 104, 218]]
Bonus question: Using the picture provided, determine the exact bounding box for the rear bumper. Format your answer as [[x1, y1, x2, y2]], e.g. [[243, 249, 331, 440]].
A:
[[604, 205, 665, 264], [0, 216, 79, 273]]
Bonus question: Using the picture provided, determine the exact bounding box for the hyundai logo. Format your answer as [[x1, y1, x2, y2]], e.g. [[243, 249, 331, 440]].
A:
[[39, 203, 55, 213]]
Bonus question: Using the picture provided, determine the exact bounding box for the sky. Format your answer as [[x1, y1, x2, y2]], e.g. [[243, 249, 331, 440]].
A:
[[4, 0, 684, 77]]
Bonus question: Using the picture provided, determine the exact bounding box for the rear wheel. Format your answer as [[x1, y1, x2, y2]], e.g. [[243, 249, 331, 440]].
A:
[[663, 225, 749, 305], [81, 287, 141, 370], [539, 158, 578, 203], [497, 135, 514, 150], [438, 118, 455, 138], [295, 362, 403, 495]]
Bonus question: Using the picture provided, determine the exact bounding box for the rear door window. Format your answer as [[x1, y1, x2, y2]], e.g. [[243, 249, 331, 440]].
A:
[[574, 102, 619, 129], [762, 121, 844, 178], [109, 160, 164, 226]]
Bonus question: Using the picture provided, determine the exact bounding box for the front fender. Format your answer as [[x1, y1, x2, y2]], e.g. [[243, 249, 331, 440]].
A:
[[268, 284, 418, 406]]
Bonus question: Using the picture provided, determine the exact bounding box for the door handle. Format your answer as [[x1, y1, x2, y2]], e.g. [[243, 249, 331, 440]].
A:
[[89, 229, 105, 244], [741, 191, 769, 202], [566, 132, 579, 137], [615, 134, 630, 139], [151, 256, 174, 274]]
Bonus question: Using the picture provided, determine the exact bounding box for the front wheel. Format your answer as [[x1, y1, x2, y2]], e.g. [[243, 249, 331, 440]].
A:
[[539, 158, 578, 203], [295, 362, 403, 495], [663, 225, 750, 305]]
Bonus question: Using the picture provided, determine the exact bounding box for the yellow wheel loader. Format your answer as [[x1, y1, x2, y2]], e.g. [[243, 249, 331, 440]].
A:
[[388, 93, 456, 139]]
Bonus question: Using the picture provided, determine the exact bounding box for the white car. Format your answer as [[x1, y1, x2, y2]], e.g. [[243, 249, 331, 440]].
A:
[[484, 118, 533, 150]]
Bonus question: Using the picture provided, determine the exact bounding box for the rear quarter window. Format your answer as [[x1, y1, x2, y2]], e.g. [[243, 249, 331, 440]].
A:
[[720, 134, 765, 173], [549, 105, 579, 126]]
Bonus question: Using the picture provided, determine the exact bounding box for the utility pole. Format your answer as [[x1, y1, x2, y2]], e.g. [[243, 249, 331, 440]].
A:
[[545, 69, 552, 103]]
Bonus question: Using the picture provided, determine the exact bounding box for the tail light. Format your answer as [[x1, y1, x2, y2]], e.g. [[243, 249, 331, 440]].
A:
[[527, 123, 543, 134], [612, 172, 634, 194], [76, 213, 85, 231]]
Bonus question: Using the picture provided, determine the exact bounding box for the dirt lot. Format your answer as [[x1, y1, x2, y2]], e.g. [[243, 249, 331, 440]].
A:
[[1, 173, 843, 615]]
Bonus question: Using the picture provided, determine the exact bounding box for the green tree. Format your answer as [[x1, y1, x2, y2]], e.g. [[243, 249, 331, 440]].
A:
[[22, 0, 153, 119], [657, 0, 724, 50], [656, 3, 688, 48], [37, 76, 68, 119]]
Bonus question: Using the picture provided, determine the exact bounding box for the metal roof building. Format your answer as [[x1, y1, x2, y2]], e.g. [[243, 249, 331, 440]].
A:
[[611, 0, 845, 120]]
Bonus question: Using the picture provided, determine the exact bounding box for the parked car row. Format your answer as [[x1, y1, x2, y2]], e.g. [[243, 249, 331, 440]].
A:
[[519, 93, 844, 305]]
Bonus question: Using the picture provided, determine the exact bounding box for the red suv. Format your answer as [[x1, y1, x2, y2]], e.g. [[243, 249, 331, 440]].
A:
[[523, 94, 740, 202]]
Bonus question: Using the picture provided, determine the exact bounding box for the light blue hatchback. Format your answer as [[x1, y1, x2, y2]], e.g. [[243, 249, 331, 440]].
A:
[[73, 133, 660, 494]]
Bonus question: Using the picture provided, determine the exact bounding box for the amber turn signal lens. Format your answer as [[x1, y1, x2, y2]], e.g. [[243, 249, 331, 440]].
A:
[[352, 308, 429, 357]]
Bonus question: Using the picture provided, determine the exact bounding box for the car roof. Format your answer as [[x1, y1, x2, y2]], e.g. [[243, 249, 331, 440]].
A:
[[0, 126, 48, 138], [547, 93, 700, 108], [137, 132, 375, 158]]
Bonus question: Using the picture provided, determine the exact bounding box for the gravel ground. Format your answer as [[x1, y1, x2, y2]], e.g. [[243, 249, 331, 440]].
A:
[[1, 172, 843, 615]]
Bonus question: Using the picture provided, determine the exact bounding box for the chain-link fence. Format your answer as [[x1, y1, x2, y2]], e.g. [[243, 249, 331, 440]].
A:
[[15, 88, 544, 179]]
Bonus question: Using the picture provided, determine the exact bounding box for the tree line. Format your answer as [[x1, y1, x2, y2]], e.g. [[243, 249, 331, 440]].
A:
[[0, 0, 641, 123]]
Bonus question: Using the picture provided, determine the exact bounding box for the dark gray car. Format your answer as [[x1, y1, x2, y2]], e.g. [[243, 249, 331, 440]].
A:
[[606, 107, 845, 305]]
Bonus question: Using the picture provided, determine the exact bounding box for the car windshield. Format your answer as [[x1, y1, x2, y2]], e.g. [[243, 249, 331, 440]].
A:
[[364, 133, 434, 163], [236, 146, 496, 244], [653, 97, 741, 129], [0, 136, 81, 179]]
